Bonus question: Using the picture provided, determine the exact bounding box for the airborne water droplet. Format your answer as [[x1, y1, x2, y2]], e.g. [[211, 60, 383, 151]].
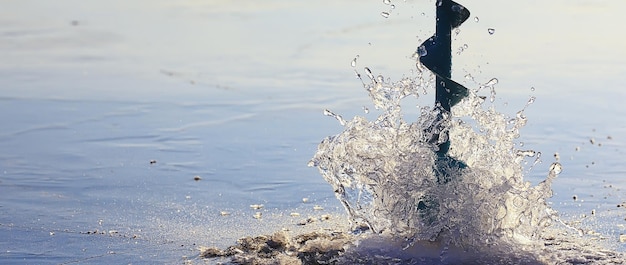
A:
[[364, 67, 375, 82], [417, 45, 428, 57], [376, 75, 384, 83], [488, 28, 496, 35], [482, 78, 499, 103], [516, 110, 526, 121], [549, 162, 562, 175], [474, 16, 479, 22], [351, 57, 357, 67], [486, 78, 498, 86], [381, 12, 390, 18], [323, 109, 347, 126], [383, 0, 391, 5]]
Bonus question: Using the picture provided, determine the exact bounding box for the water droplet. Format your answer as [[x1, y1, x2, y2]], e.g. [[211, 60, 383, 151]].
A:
[[530, 86, 535, 91], [516, 150, 536, 157], [383, 0, 391, 5], [489, 88, 497, 102], [323, 109, 347, 126], [474, 16, 479, 22], [464, 74, 474, 81], [351, 57, 357, 67], [417, 45, 428, 57], [456, 44, 468, 55], [488, 28, 496, 35], [486, 78, 498, 86], [376, 75, 384, 83], [250, 204, 264, 210], [451, 5, 464, 12], [549, 162, 562, 175], [527, 96, 536, 105], [390, 4, 395, 9], [363, 106, 370, 114], [364, 67, 375, 82], [381, 12, 390, 18]]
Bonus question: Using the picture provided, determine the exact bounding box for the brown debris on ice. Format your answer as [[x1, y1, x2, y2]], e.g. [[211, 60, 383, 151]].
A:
[[199, 230, 352, 265]]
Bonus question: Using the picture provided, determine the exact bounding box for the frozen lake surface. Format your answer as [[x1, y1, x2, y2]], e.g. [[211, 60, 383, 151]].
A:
[[1, 0, 625, 264]]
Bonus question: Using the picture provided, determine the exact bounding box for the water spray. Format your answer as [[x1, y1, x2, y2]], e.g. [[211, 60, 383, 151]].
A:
[[307, 1, 597, 260]]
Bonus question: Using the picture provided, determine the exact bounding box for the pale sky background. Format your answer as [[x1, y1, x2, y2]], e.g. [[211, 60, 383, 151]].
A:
[[2, 0, 624, 101]]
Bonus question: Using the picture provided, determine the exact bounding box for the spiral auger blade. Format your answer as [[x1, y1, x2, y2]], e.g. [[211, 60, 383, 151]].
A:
[[418, 0, 470, 158]]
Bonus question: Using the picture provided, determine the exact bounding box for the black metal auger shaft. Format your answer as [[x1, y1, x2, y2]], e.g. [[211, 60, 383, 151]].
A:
[[418, 0, 470, 157]]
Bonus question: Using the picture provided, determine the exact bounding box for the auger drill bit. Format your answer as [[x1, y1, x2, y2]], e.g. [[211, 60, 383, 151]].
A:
[[418, 0, 470, 159]]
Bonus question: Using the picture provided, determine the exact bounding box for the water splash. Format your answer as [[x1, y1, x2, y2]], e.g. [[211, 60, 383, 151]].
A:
[[310, 67, 559, 249], [310, 0, 560, 249]]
